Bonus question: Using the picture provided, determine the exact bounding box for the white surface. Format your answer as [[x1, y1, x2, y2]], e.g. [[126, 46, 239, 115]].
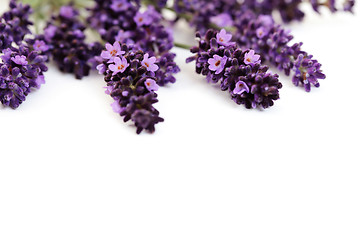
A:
[[1, 2, 360, 240]]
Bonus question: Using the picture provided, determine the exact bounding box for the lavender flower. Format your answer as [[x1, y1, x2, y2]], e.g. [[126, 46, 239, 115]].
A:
[[244, 50, 261, 66], [88, 1, 179, 86], [0, 1, 48, 109], [216, 29, 235, 47], [233, 11, 326, 91], [108, 56, 129, 75], [0, 0, 32, 51], [97, 43, 164, 134], [208, 55, 227, 75], [145, 79, 160, 92], [187, 29, 282, 109], [1, 44, 48, 109], [141, 53, 159, 72], [101, 42, 125, 63], [45, 5, 102, 79]]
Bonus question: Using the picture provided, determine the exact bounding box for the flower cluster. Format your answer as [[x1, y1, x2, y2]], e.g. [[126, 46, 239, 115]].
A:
[[88, 0, 179, 86], [187, 29, 282, 109], [97, 42, 164, 134], [1, 0, 48, 109], [233, 11, 325, 91], [44, 5, 102, 79], [0, 0, 33, 51]]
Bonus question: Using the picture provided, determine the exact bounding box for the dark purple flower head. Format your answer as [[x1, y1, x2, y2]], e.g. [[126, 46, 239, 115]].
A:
[[1, 43, 48, 109], [87, 1, 179, 86], [233, 10, 326, 91], [187, 29, 282, 109], [0, 0, 33, 51], [97, 43, 164, 134], [44, 5, 102, 79]]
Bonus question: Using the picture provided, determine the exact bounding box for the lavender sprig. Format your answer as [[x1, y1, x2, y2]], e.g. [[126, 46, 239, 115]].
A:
[[44, 5, 102, 79], [0, 0, 49, 109], [97, 42, 164, 134], [187, 29, 282, 109], [233, 11, 326, 92], [88, 0, 180, 86], [0, 0, 33, 51]]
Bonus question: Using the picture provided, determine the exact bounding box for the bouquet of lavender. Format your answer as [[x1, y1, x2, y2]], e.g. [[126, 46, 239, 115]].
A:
[[0, 0, 356, 133]]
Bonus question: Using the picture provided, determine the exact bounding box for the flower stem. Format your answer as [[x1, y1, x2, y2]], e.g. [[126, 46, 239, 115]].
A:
[[174, 42, 192, 50]]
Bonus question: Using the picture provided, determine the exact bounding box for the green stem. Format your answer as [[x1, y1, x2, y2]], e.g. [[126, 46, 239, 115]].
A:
[[174, 42, 192, 50]]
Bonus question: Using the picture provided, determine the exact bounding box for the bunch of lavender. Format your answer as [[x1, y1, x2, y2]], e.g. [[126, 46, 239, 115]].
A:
[[97, 42, 163, 134], [187, 29, 282, 109], [88, 0, 179, 86], [0, 0, 32, 51], [233, 11, 325, 92], [1, 0, 49, 109], [44, 5, 102, 79]]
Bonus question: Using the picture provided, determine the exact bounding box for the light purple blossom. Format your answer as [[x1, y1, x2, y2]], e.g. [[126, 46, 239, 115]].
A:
[[256, 27, 269, 39], [59, 6, 75, 19], [141, 53, 159, 72], [208, 55, 227, 74], [144, 79, 159, 92], [97, 63, 106, 74], [216, 29, 235, 46], [258, 15, 274, 27], [111, 101, 122, 113], [33, 40, 49, 52], [210, 13, 234, 28], [34, 75, 45, 89], [115, 30, 134, 45], [104, 85, 114, 95], [109, 57, 129, 75], [244, 50, 261, 66], [233, 81, 250, 95], [134, 12, 152, 26], [11, 55, 28, 65], [101, 42, 125, 63], [110, 0, 130, 12], [44, 25, 57, 42]]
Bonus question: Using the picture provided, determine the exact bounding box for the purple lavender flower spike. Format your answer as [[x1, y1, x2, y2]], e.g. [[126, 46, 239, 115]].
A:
[[244, 50, 261, 66], [97, 43, 164, 134], [187, 29, 282, 109], [208, 55, 227, 75], [88, 1, 179, 86], [109, 57, 129, 75], [141, 53, 159, 72], [233, 10, 326, 91], [145, 79, 159, 92], [44, 5, 102, 79]]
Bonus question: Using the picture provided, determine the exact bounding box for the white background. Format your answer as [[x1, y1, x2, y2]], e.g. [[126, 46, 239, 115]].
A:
[[1, 1, 360, 240]]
